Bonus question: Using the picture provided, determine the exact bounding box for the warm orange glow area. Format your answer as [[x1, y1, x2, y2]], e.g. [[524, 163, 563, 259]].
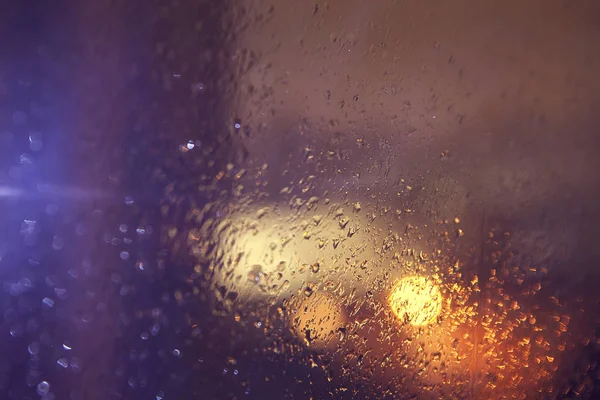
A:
[[290, 292, 347, 349], [389, 276, 442, 326]]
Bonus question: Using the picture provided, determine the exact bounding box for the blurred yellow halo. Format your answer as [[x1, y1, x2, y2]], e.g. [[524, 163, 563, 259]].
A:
[[389, 276, 442, 326]]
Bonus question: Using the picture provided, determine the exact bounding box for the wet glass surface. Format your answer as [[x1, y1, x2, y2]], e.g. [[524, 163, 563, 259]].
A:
[[1, 0, 600, 399]]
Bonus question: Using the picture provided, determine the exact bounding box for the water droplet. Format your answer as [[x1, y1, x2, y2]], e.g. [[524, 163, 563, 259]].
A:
[[43, 392, 55, 400], [172, 349, 181, 357], [52, 236, 64, 250], [81, 312, 94, 323], [28, 341, 41, 355], [119, 224, 128, 233], [247, 265, 263, 284], [28, 132, 43, 151], [21, 220, 37, 236], [56, 358, 69, 368], [20, 153, 33, 165], [311, 263, 320, 273], [45, 276, 57, 288], [62, 341, 72, 351], [111, 273, 122, 284], [37, 381, 50, 395], [69, 357, 81, 371], [10, 325, 23, 337], [124, 195, 134, 205], [156, 391, 165, 400], [256, 207, 269, 218], [54, 287, 68, 300], [332, 238, 341, 249], [120, 251, 129, 261], [76, 223, 86, 236], [19, 277, 33, 292]]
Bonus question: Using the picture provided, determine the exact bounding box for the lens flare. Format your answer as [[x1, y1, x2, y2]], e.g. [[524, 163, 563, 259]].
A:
[[389, 276, 442, 326]]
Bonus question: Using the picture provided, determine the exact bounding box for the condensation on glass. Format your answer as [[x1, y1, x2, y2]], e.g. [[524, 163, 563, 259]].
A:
[[189, 0, 600, 398], [1, 0, 600, 399]]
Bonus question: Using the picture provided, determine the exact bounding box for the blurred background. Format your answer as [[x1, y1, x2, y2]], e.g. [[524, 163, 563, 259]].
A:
[[1, 0, 600, 399]]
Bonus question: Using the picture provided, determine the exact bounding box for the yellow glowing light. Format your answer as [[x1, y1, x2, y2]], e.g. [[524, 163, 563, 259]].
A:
[[389, 276, 442, 326]]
